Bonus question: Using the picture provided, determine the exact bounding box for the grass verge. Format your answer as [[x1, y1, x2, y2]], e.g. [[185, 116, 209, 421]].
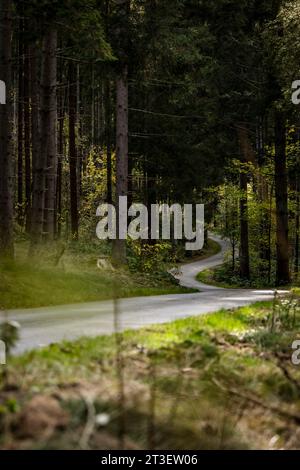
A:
[[197, 267, 238, 288], [0, 241, 198, 310], [0, 238, 220, 310], [198, 266, 296, 290], [0, 261, 194, 310]]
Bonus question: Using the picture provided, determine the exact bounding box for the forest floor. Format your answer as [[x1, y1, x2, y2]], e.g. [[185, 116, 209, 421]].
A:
[[197, 268, 252, 289], [0, 238, 220, 310], [197, 266, 300, 290], [1, 300, 300, 450]]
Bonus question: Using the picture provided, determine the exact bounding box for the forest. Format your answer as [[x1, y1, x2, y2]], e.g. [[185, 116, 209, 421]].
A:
[[1, 0, 300, 454]]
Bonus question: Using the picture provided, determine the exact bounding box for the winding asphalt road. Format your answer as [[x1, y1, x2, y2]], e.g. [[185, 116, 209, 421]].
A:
[[8, 235, 279, 354]]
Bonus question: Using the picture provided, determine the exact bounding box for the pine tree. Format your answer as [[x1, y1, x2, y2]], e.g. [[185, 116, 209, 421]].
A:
[[0, 0, 14, 260]]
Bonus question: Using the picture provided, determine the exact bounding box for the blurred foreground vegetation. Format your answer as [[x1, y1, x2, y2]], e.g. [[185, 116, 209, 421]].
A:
[[1, 294, 300, 450]]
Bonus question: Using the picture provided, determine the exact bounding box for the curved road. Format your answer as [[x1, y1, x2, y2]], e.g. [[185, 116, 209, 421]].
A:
[[9, 235, 279, 354]]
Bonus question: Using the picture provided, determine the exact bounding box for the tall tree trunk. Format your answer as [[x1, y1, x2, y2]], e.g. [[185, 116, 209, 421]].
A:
[[76, 64, 82, 199], [30, 32, 57, 248], [17, 33, 24, 226], [56, 126, 63, 238], [112, 66, 128, 265], [112, 0, 130, 265], [105, 79, 113, 204], [24, 44, 31, 233], [274, 111, 290, 285], [57, 58, 64, 239], [267, 184, 273, 284], [105, 1, 112, 204], [30, 45, 40, 178], [256, 116, 271, 277], [43, 30, 58, 240], [0, 0, 14, 260], [68, 60, 79, 240], [29, 46, 42, 249], [239, 168, 250, 279], [237, 125, 251, 279]]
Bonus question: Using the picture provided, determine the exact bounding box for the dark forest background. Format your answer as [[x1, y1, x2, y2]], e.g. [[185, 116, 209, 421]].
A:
[[1, 0, 300, 286]]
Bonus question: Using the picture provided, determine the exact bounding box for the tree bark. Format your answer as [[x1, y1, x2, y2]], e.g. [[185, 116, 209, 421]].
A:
[[68, 60, 79, 240], [57, 58, 64, 239], [274, 111, 290, 285], [43, 30, 58, 240], [112, 66, 128, 265], [24, 44, 31, 233], [0, 0, 14, 260], [17, 31, 24, 226], [30, 31, 57, 248], [29, 46, 42, 249], [112, 0, 130, 265], [237, 125, 251, 280], [256, 117, 271, 278], [239, 168, 250, 279], [105, 79, 113, 204]]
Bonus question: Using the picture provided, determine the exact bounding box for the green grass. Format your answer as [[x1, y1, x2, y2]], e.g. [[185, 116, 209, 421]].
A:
[[14, 302, 270, 367], [0, 238, 221, 310], [3, 300, 300, 450], [0, 260, 195, 310], [197, 264, 296, 290], [197, 267, 240, 288]]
